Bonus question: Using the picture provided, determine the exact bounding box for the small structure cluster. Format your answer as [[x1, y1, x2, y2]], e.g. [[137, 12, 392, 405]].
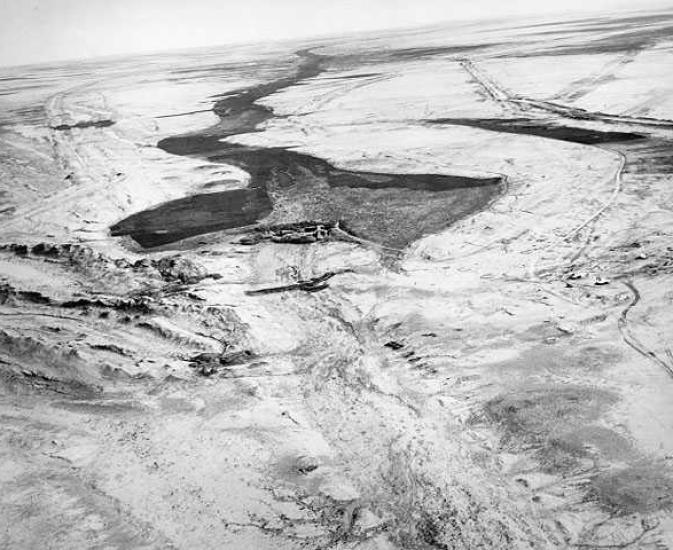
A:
[[239, 221, 337, 245]]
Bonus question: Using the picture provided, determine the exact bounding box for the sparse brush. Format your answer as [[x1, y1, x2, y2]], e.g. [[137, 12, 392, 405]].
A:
[[589, 461, 673, 515], [483, 385, 618, 449]]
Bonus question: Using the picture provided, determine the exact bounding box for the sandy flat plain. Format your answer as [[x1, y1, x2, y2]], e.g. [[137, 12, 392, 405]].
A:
[[1, 10, 673, 549]]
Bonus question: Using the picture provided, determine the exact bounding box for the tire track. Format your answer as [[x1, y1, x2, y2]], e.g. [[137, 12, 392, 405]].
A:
[[458, 57, 630, 275], [462, 57, 673, 128], [618, 280, 673, 380], [551, 49, 639, 103], [563, 150, 626, 243]]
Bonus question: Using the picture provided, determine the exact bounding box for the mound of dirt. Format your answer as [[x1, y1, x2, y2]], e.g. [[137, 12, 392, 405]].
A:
[[153, 255, 209, 284]]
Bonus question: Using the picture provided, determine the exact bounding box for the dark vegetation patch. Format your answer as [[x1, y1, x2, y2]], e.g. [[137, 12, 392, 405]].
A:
[[482, 385, 618, 449], [538, 426, 633, 474], [426, 117, 644, 145], [129, 49, 501, 249], [589, 462, 673, 515], [536, 434, 591, 473], [110, 188, 272, 248], [480, 386, 623, 474], [271, 181, 498, 250], [328, 169, 500, 191], [154, 138, 501, 249], [556, 426, 634, 461], [51, 119, 115, 131], [569, 345, 623, 372], [623, 138, 673, 175]]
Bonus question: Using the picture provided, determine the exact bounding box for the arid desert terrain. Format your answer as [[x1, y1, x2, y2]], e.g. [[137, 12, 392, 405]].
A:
[[1, 10, 673, 549]]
